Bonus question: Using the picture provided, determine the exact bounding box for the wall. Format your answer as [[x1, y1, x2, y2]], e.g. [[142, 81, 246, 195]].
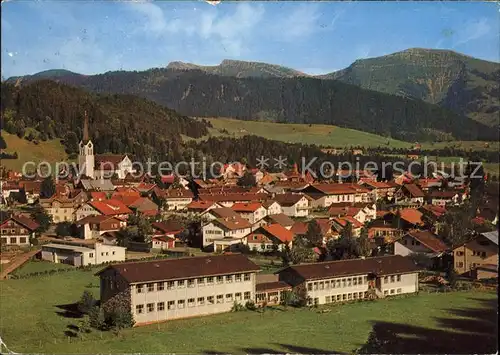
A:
[[379, 272, 418, 296], [130, 272, 257, 325], [94, 244, 126, 264]]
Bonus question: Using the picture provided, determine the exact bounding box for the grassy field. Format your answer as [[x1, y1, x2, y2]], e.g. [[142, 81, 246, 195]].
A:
[[189, 118, 499, 153], [11, 260, 75, 277], [0, 267, 496, 354], [189, 117, 412, 148], [1, 130, 68, 171]]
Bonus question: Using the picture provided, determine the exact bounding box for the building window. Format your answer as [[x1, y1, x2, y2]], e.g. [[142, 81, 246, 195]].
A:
[[135, 304, 144, 314], [397, 288, 402, 294], [136, 284, 144, 294], [207, 277, 214, 284], [336, 280, 341, 288], [456, 251, 464, 256], [363, 276, 368, 284], [216, 276, 224, 284], [244, 273, 251, 281], [19, 237, 27, 244], [456, 262, 464, 268], [235, 274, 242, 282], [244, 291, 251, 300], [167, 281, 175, 290], [177, 300, 185, 309], [313, 282, 318, 290], [207, 296, 215, 305], [89, 253, 94, 258], [325, 296, 331, 303], [147, 283, 155, 292], [314, 298, 319, 305], [307, 283, 312, 291], [353, 292, 358, 299], [390, 276, 395, 283], [390, 289, 395, 295], [226, 294, 233, 303], [383, 277, 388, 284], [359, 292, 364, 299], [216, 295, 224, 304], [188, 298, 195, 307], [157, 282, 164, 291], [197, 277, 205, 286], [1, 238, 7, 245], [342, 279, 346, 288], [347, 278, 352, 287], [197, 297, 205, 305], [187, 279, 195, 288], [396, 275, 401, 282], [347, 293, 352, 300], [147, 303, 155, 313], [235, 292, 242, 301], [226, 275, 233, 283], [384, 290, 388, 296], [353, 278, 358, 286], [336, 295, 341, 302], [342, 294, 347, 301], [157, 302, 165, 311], [9, 238, 16, 244], [177, 280, 185, 288]]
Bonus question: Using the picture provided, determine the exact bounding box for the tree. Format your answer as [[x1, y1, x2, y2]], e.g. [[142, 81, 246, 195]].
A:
[[446, 266, 459, 289], [55, 221, 72, 237], [40, 176, 56, 198], [77, 290, 96, 315], [305, 220, 323, 247], [30, 205, 53, 234], [106, 309, 135, 331], [88, 306, 106, 330], [281, 238, 316, 265], [237, 171, 257, 187], [121, 212, 154, 245], [78, 316, 92, 335], [357, 228, 372, 257]]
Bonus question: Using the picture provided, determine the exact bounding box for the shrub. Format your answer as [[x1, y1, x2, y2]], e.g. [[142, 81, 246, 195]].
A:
[[77, 290, 97, 315], [88, 306, 106, 330], [245, 300, 257, 311], [105, 309, 135, 330], [231, 301, 245, 312]]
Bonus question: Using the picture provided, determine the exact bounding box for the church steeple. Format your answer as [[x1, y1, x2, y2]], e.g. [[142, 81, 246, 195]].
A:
[[83, 110, 89, 143]]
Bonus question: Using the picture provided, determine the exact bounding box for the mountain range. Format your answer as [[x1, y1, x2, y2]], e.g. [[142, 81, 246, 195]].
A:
[[5, 48, 499, 142]]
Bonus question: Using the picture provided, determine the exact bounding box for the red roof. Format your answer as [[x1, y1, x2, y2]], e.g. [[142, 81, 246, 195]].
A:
[[310, 183, 356, 195], [398, 208, 424, 226], [152, 221, 184, 235], [231, 202, 263, 213], [404, 230, 449, 253], [291, 222, 308, 235], [403, 184, 425, 198], [187, 201, 217, 210], [332, 216, 363, 229], [262, 224, 295, 243], [89, 199, 133, 216], [1, 215, 40, 231]]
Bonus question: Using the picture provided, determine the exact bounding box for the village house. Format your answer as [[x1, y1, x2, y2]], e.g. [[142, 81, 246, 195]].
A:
[[186, 201, 223, 214], [264, 213, 295, 230], [152, 188, 194, 211], [231, 202, 267, 224], [0, 181, 20, 202], [273, 193, 310, 217], [76, 215, 127, 240], [197, 192, 268, 208], [19, 180, 42, 204], [395, 184, 425, 206], [94, 155, 135, 180], [202, 215, 252, 251], [331, 216, 363, 237], [358, 180, 395, 199], [328, 203, 377, 224], [150, 221, 183, 250], [201, 207, 240, 223], [416, 178, 443, 192], [77, 179, 115, 193], [262, 200, 282, 215], [76, 199, 132, 221], [255, 279, 292, 306], [0, 214, 39, 246], [302, 184, 357, 208], [244, 224, 294, 252], [277, 255, 421, 305], [41, 241, 125, 266], [453, 231, 498, 279], [97, 254, 260, 325], [394, 230, 449, 268], [428, 190, 463, 206], [39, 191, 88, 222]]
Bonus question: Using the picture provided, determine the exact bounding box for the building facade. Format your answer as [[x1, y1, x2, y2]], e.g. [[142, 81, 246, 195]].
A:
[[97, 254, 260, 325]]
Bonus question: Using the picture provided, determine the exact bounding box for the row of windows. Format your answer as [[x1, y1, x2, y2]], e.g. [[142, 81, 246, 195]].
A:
[[1, 237, 27, 244], [402, 239, 421, 246], [1, 228, 28, 234], [135, 292, 252, 314], [383, 275, 402, 283], [136, 274, 252, 293], [307, 276, 368, 291], [384, 288, 402, 296]]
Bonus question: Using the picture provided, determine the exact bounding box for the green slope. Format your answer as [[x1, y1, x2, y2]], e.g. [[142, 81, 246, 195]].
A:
[[323, 48, 500, 126]]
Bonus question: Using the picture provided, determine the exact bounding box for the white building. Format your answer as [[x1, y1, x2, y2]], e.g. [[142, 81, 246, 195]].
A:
[[41, 242, 126, 266]]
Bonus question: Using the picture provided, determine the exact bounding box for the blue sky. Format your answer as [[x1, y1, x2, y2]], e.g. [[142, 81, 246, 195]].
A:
[[2, 1, 499, 78]]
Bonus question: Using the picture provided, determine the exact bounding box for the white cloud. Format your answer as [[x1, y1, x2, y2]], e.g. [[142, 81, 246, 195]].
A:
[[272, 4, 321, 42], [453, 18, 491, 48]]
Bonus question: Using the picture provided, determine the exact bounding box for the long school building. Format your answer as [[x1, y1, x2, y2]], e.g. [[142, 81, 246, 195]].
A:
[[97, 254, 422, 326], [97, 254, 260, 325]]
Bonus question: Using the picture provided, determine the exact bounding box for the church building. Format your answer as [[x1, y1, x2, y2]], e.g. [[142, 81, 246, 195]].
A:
[[78, 112, 135, 180]]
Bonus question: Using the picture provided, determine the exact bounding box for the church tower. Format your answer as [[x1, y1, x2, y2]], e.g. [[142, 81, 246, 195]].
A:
[[78, 111, 95, 179]]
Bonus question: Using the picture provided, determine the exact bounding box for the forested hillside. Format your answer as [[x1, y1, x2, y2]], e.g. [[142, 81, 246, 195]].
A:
[[323, 48, 500, 127], [16, 68, 495, 142], [0, 80, 210, 161]]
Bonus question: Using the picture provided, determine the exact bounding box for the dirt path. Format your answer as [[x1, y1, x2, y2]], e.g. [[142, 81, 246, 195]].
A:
[[0, 249, 40, 279]]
